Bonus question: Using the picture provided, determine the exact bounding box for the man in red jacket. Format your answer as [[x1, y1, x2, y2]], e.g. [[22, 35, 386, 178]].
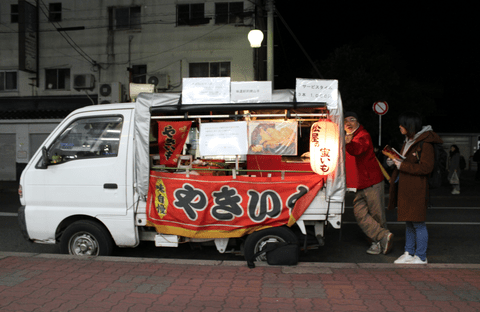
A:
[[345, 112, 393, 255]]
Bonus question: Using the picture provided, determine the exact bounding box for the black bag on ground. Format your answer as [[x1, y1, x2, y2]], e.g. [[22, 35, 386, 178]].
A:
[[247, 242, 299, 268]]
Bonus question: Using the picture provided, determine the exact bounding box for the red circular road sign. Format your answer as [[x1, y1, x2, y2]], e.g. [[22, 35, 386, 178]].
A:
[[373, 101, 389, 115]]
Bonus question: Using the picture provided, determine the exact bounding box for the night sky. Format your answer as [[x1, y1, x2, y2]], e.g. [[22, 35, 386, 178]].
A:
[[272, 2, 479, 134]]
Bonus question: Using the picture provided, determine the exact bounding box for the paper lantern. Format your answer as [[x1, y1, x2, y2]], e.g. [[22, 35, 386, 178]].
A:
[[309, 119, 339, 175], [248, 29, 264, 48]]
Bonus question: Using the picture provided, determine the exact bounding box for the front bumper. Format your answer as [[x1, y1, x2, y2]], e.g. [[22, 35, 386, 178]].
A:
[[17, 206, 32, 242]]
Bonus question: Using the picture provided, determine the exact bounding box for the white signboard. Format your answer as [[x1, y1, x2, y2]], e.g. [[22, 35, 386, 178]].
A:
[[199, 121, 248, 156], [182, 77, 231, 104], [231, 81, 272, 103], [295, 79, 338, 109]]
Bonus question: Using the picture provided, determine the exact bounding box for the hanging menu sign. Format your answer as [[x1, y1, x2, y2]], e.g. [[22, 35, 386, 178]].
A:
[[231, 81, 272, 103], [199, 121, 248, 156], [182, 78, 231, 104], [295, 79, 338, 109]]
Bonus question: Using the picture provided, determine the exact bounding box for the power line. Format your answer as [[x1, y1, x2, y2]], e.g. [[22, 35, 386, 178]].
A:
[[0, 18, 178, 34], [37, 0, 96, 66], [275, 8, 323, 79], [2, 1, 253, 69], [128, 23, 230, 64], [0, 2, 255, 34]]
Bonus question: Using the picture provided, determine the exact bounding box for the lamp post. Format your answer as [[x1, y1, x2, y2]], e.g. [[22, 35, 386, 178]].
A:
[[248, 0, 274, 86], [266, 0, 274, 85]]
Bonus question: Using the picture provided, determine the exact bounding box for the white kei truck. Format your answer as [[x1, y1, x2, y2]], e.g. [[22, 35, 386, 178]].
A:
[[18, 81, 346, 264]]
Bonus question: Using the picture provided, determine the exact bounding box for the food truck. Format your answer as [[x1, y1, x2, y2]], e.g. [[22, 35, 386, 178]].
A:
[[18, 78, 346, 264]]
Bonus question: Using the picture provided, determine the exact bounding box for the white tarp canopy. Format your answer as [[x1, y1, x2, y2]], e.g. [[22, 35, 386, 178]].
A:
[[134, 89, 345, 203], [134, 92, 181, 199]]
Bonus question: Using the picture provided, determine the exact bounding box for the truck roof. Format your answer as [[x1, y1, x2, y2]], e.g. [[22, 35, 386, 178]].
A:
[[67, 102, 136, 116]]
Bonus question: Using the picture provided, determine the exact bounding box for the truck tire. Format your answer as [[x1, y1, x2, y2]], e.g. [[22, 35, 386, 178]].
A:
[[244, 227, 298, 262], [60, 220, 114, 256]]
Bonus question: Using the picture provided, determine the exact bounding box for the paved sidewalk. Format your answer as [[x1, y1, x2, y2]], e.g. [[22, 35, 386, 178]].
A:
[[1, 252, 479, 312]]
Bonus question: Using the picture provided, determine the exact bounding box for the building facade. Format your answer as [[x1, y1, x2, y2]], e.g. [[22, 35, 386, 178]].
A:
[[0, 0, 258, 180], [439, 133, 480, 171]]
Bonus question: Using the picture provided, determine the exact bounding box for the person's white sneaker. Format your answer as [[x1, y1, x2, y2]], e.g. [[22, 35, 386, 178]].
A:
[[366, 242, 381, 255], [452, 189, 460, 195], [394, 252, 414, 264], [410, 255, 428, 264]]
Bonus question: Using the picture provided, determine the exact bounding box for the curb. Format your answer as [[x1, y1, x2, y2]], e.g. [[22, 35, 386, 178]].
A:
[[2, 251, 479, 271]]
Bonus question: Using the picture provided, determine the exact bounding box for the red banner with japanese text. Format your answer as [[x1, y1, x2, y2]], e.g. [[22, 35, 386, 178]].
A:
[[157, 121, 192, 166], [146, 171, 325, 238]]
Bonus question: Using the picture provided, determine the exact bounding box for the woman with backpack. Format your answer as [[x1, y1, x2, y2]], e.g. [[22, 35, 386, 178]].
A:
[[448, 144, 461, 195], [385, 111, 443, 264]]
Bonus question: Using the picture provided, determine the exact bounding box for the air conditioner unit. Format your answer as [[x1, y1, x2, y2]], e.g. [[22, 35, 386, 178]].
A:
[[98, 82, 123, 104], [148, 74, 169, 90], [73, 74, 95, 89]]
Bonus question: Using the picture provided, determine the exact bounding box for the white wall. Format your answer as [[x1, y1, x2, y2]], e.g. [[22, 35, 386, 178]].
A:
[[0, 0, 255, 99], [0, 121, 60, 163], [0, 0, 256, 180], [0, 121, 60, 180], [0, 134, 16, 181]]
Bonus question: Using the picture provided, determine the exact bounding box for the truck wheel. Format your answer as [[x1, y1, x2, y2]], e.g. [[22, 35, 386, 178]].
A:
[[60, 220, 114, 256], [244, 227, 297, 262]]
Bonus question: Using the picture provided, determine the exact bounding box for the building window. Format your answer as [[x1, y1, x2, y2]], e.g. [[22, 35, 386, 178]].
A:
[[45, 68, 70, 90], [189, 62, 231, 77], [109, 6, 141, 30], [177, 4, 210, 26], [132, 65, 147, 83], [0, 71, 18, 91], [11, 4, 19, 23], [215, 2, 244, 25], [49, 3, 62, 22]]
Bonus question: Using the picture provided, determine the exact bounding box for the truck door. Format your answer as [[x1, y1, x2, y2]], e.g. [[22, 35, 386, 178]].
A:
[[24, 110, 133, 218]]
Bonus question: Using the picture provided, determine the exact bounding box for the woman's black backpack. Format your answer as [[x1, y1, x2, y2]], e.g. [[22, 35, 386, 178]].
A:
[[417, 141, 447, 188]]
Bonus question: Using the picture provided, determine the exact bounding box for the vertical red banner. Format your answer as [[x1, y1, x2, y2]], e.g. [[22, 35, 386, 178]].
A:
[[157, 121, 192, 166]]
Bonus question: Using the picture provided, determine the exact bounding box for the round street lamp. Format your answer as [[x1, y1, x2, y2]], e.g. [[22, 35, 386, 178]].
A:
[[248, 29, 264, 48]]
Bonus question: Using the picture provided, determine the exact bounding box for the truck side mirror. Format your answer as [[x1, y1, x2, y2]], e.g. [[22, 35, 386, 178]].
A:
[[38, 146, 49, 169]]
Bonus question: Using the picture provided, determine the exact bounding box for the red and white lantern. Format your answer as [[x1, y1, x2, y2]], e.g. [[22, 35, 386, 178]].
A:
[[309, 119, 339, 175]]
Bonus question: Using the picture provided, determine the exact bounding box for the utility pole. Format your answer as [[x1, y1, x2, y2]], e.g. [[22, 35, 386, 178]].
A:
[[266, 0, 274, 87]]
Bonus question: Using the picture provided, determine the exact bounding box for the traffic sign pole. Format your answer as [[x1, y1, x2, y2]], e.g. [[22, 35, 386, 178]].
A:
[[379, 115, 382, 146], [372, 101, 389, 147]]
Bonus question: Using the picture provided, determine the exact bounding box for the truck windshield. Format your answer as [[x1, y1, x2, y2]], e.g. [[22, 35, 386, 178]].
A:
[[47, 116, 123, 164]]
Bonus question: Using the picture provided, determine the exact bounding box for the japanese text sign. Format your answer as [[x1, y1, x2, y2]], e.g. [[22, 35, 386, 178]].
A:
[[182, 77, 231, 104], [157, 121, 192, 166], [231, 81, 272, 103], [295, 79, 338, 109], [146, 171, 325, 238], [199, 121, 248, 156], [309, 119, 339, 175]]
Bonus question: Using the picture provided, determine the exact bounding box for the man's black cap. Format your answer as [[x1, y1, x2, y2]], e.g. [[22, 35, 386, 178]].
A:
[[344, 111, 358, 120]]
